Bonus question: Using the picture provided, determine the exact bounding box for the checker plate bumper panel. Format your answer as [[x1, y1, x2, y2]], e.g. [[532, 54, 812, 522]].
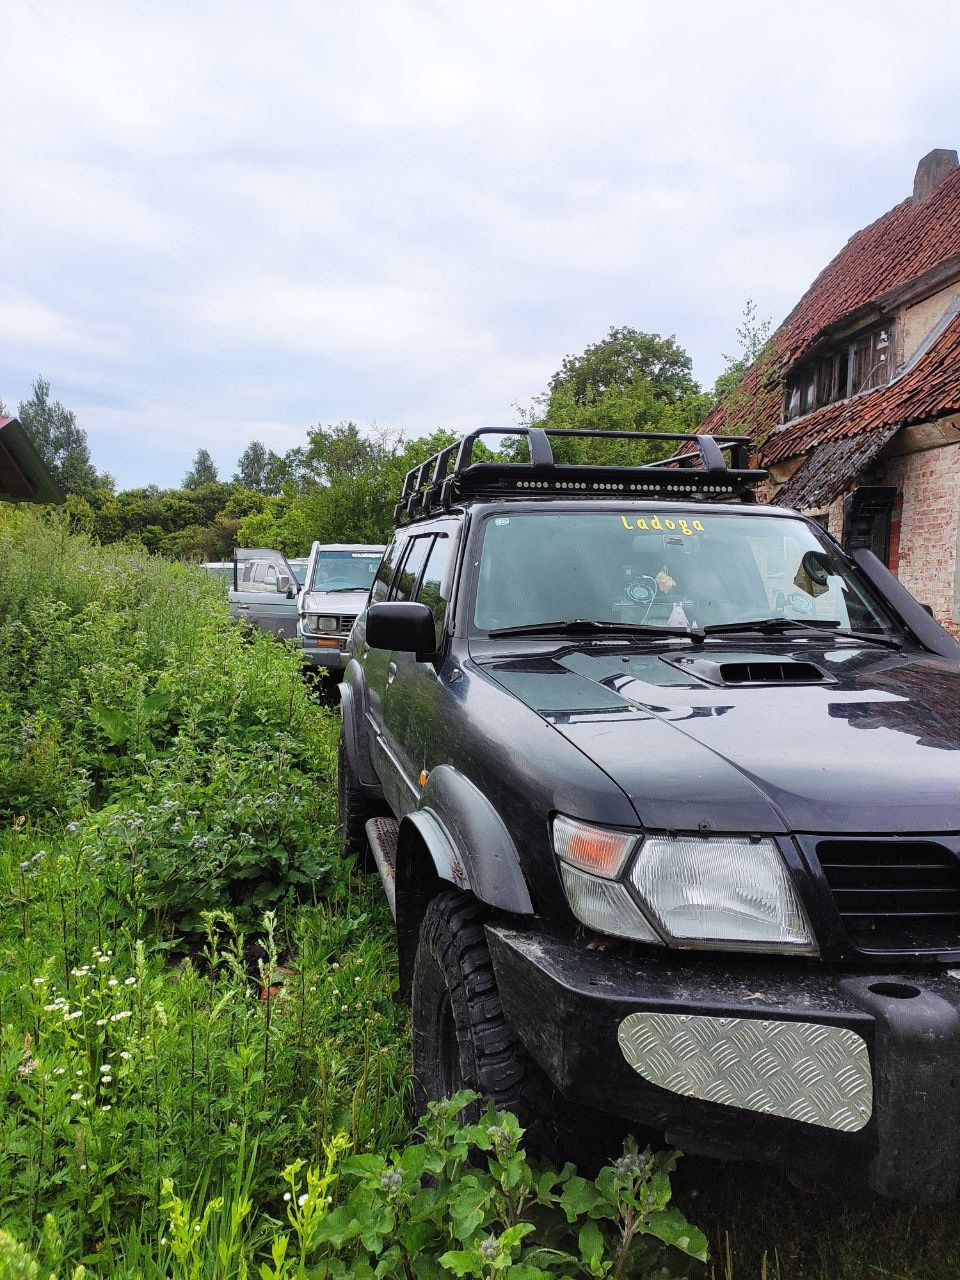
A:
[[618, 1012, 872, 1131]]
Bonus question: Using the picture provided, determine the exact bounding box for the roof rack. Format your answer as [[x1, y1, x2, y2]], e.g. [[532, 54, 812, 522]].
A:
[[393, 428, 766, 525]]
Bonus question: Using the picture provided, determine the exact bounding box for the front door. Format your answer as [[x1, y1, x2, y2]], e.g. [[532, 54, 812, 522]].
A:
[[230, 547, 300, 638]]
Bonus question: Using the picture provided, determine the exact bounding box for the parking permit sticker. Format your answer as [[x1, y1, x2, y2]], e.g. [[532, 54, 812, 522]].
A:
[[619, 515, 704, 536]]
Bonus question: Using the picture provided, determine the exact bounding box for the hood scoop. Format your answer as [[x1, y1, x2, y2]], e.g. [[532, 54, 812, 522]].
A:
[[663, 655, 833, 687]]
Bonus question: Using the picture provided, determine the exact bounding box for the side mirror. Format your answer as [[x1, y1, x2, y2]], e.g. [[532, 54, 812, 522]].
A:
[[278, 574, 291, 594], [366, 602, 437, 656]]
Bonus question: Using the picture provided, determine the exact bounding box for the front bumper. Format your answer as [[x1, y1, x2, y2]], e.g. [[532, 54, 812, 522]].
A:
[[298, 638, 350, 669], [486, 922, 960, 1203]]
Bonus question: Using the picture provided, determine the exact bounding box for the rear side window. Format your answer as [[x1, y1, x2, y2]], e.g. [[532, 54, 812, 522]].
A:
[[392, 536, 433, 601], [371, 534, 408, 603]]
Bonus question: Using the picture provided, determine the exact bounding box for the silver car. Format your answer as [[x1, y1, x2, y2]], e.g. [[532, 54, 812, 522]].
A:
[[297, 543, 384, 669], [228, 549, 307, 639]]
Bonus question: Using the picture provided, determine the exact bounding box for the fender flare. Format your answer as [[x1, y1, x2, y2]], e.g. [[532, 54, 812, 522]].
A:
[[338, 662, 380, 790], [398, 764, 534, 915]]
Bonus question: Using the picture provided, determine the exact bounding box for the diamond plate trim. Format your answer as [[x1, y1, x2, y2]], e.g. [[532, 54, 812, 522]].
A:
[[618, 1012, 872, 1132]]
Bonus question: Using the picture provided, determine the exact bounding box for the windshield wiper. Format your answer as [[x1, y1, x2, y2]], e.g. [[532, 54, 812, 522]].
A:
[[702, 617, 903, 650], [487, 618, 705, 641], [318, 586, 367, 593], [702, 618, 841, 636], [832, 629, 903, 651]]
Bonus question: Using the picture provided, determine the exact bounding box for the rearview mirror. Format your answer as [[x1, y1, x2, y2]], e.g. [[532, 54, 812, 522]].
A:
[[800, 550, 832, 586], [366, 602, 437, 657]]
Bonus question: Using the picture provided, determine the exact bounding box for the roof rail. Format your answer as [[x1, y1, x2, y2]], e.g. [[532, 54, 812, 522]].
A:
[[393, 428, 766, 525]]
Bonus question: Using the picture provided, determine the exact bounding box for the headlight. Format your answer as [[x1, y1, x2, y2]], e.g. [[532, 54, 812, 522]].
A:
[[553, 816, 817, 954], [553, 816, 661, 943], [302, 614, 338, 634], [628, 834, 817, 954]]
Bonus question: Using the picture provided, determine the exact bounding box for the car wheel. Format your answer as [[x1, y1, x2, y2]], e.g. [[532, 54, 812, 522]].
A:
[[337, 731, 375, 865], [411, 888, 558, 1149]]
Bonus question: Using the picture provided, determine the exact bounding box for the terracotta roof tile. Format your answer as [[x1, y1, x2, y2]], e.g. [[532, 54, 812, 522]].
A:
[[762, 310, 960, 463], [703, 163, 960, 458]]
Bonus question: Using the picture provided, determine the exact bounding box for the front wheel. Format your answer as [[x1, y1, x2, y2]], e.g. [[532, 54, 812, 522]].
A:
[[411, 889, 557, 1146]]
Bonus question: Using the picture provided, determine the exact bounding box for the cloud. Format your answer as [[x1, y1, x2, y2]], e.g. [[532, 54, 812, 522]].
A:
[[2, 0, 960, 485]]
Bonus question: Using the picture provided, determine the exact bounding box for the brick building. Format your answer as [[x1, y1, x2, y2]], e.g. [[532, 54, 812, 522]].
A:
[[703, 148, 960, 632]]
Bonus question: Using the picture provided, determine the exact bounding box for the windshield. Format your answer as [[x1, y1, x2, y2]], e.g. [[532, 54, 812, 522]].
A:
[[309, 550, 382, 592], [473, 511, 900, 636]]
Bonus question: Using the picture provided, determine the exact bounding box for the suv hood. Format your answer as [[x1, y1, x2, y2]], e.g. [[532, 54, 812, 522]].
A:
[[477, 643, 960, 834], [300, 588, 369, 615]]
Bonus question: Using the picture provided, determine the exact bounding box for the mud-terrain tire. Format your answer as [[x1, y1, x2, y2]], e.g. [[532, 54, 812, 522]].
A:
[[337, 731, 376, 866], [411, 888, 560, 1153]]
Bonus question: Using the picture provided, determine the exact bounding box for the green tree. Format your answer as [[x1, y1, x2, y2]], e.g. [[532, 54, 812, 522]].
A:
[[17, 376, 112, 496], [182, 448, 219, 490], [515, 327, 710, 465], [233, 440, 284, 493], [236, 428, 460, 551], [281, 420, 401, 493], [549, 326, 699, 406]]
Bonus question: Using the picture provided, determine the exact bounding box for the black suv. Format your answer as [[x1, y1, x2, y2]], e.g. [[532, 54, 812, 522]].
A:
[[338, 428, 960, 1203]]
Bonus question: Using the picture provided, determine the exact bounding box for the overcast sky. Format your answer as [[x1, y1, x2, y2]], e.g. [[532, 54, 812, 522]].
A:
[[3, 0, 960, 489]]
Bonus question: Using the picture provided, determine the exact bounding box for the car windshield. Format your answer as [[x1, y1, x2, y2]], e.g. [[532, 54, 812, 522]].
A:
[[310, 551, 381, 592], [473, 510, 900, 636]]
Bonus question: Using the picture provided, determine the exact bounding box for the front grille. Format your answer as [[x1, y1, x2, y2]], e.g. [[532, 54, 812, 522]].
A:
[[337, 614, 357, 638], [817, 839, 960, 953]]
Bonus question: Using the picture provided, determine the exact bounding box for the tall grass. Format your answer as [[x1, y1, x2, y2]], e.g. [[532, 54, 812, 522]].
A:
[[0, 507, 410, 1265]]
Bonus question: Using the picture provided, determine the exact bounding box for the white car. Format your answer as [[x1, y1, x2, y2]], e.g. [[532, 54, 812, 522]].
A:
[[296, 543, 385, 669]]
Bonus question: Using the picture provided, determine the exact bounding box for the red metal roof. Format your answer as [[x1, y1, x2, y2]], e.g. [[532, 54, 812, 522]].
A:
[[703, 162, 960, 462]]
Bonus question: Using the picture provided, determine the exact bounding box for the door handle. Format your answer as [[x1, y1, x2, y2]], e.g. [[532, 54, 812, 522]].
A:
[[387, 661, 397, 685], [362, 644, 370, 659], [236, 603, 250, 610]]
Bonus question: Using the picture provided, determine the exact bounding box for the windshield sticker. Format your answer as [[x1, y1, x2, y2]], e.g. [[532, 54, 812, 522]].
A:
[[619, 515, 704, 535]]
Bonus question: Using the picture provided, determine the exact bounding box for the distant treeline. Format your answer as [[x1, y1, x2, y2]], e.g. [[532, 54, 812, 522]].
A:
[[9, 323, 763, 558]]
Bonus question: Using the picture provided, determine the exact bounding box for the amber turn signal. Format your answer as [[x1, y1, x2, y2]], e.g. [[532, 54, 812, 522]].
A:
[[552, 815, 638, 880]]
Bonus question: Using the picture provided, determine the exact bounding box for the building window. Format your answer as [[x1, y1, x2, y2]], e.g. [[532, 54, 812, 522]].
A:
[[784, 323, 894, 421]]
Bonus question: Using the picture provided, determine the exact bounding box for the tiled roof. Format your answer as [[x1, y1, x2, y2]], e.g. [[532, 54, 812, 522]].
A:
[[703, 162, 960, 462], [764, 309, 960, 463]]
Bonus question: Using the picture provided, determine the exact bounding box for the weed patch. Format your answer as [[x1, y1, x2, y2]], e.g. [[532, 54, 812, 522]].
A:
[[0, 508, 704, 1278]]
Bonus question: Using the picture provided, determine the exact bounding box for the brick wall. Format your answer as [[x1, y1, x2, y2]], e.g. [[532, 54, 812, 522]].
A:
[[876, 443, 960, 627]]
